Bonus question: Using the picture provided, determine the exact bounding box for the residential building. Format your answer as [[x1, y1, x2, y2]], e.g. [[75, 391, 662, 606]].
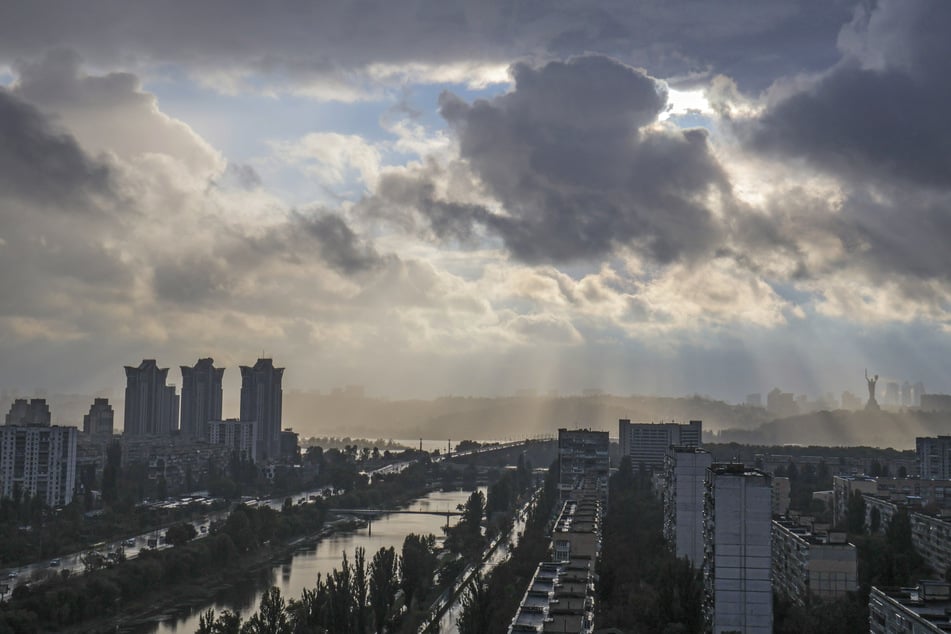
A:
[[703, 464, 772, 634], [841, 390, 862, 410], [884, 382, 900, 408], [240, 358, 284, 461], [121, 435, 232, 493], [208, 419, 257, 463], [4, 398, 51, 426], [124, 359, 179, 436], [914, 382, 926, 407], [280, 429, 300, 464], [0, 424, 77, 506], [832, 475, 878, 525], [509, 488, 601, 634], [766, 388, 798, 418], [618, 419, 701, 470], [663, 446, 712, 566], [557, 428, 609, 507], [772, 519, 858, 603], [863, 495, 951, 579], [83, 398, 114, 437], [772, 476, 791, 516], [870, 581, 951, 633], [918, 436, 951, 480], [180, 358, 225, 441], [921, 394, 951, 413]]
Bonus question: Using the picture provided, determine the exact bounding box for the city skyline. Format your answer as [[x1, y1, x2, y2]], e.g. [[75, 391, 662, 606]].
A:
[[0, 1, 949, 406]]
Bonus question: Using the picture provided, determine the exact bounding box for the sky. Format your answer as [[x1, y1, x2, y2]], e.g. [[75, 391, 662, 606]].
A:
[[1, 0, 950, 406]]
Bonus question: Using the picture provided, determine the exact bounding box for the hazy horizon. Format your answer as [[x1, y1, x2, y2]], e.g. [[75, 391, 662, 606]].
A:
[[2, 1, 950, 419]]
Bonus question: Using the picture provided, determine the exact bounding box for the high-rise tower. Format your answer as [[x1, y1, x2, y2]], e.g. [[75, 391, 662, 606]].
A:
[[180, 358, 224, 440], [240, 358, 284, 461], [124, 359, 178, 436]]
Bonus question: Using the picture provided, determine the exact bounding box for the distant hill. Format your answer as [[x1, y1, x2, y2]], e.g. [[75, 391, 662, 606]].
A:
[[715, 409, 951, 450], [282, 392, 770, 440]]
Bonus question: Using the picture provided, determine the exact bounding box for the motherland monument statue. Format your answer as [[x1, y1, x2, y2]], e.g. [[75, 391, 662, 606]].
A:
[[865, 369, 880, 410]]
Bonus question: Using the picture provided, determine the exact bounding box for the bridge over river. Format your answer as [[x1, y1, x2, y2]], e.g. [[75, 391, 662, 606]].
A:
[[332, 508, 462, 517]]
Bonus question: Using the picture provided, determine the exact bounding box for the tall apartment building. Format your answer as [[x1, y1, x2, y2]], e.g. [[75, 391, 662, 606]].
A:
[[663, 446, 712, 566], [703, 464, 772, 634], [240, 358, 284, 461], [124, 359, 179, 436], [5, 398, 51, 426], [618, 419, 701, 470], [772, 519, 857, 603], [0, 424, 77, 506], [557, 428, 609, 507], [917, 436, 951, 479], [180, 358, 224, 441], [83, 398, 114, 437], [208, 419, 257, 463]]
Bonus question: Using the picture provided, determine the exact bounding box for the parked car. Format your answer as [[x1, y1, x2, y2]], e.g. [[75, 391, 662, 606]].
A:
[[48, 559, 60, 567]]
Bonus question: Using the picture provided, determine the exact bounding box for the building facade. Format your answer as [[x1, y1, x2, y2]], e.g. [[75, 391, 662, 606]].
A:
[[0, 424, 77, 506], [918, 436, 951, 480], [618, 419, 701, 470], [703, 464, 773, 634], [5, 398, 51, 426], [83, 398, 114, 437], [772, 519, 858, 604], [240, 358, 284, 461], [124, 359, 179, 436], [557, 428, 609, 507], [180, 358, 224, 441], [208, 419, 257, 463], [870, 582, 951, 633], [663, 446, 712, 566]]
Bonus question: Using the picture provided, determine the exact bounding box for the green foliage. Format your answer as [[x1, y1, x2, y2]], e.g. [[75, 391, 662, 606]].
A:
[[847, 490, 866, 534], [595, 466, 703, 633], [456, 458, 559, 634], [368, 546, 398, 633], [165, 522, 198, 547], [457, 573, 492, 634], [400, 533, 438, 608]]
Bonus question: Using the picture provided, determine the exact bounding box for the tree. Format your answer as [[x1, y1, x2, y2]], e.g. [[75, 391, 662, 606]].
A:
[[369, 546, 399, 633], [353, 547, 369, 634], [870, 506, 882, 534], [457, 573, 492, 634], [847, 490, 866, 534], [242, 587, 290, 634], [400, 533, 437, 608], [165, 522, 198, 547]]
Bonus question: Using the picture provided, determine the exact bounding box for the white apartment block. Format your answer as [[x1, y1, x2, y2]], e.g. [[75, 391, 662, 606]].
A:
[[208, 419, 258, 463], [870, 581, 951, 633], [663, 446, 712, 566], [772, 519, 858, 604], [703, 464, 773, 634], [618, 419, 702, 470], [0, 424, 77, 507]]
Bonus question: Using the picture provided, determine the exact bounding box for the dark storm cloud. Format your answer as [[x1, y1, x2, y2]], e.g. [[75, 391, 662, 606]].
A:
[[0, 1, 852, 92], [427, 56, 728, 263], [0, 89, 111, 207], [750, 0, 951, 188], [744, 0, 951, 286], [152, 256, 234, 305], [299, 214, 385, 275]]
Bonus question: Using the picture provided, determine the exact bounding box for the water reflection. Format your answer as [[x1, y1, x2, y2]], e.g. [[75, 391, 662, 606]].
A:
[[145, 489, 477, 634]]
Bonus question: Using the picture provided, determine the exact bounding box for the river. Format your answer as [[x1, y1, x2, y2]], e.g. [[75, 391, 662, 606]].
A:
[[144, 488, 480, 634]]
